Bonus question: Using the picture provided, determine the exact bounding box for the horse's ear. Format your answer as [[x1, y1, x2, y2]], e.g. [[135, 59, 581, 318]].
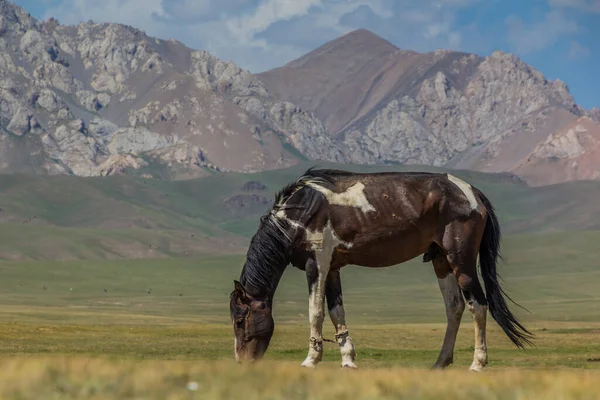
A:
[[233, 280, 250, 304]]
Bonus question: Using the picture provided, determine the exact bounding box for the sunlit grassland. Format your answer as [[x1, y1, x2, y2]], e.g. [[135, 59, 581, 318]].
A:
[[0, 358, 599, 400], [1, 231, 600, 398]]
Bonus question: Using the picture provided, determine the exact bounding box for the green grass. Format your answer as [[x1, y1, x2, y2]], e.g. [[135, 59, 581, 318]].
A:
[[0, 230, 599, 328], [0, 230, 600, 397], [2, 231, 600, 325]]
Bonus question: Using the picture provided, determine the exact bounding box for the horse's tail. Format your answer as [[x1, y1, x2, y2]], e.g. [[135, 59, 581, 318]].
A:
[[474, 187, 534, 349]]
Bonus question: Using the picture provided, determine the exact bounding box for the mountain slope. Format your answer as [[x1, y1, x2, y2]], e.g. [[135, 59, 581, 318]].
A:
[[257, 29, 600, 186], [2, 0, 599, 186], [5, 162, 600, 260], [0, 0, 345, 178]]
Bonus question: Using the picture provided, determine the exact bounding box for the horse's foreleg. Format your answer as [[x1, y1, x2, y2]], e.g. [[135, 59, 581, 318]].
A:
[[301, 258, 329, 368], [325, 269, 357, 369]]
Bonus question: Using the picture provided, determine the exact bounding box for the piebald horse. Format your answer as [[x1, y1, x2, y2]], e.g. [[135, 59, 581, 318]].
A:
[[230, 168, 533, 370]]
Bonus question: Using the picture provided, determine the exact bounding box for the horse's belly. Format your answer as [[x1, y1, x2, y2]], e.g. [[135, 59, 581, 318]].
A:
[[332, 226, 432, 268]]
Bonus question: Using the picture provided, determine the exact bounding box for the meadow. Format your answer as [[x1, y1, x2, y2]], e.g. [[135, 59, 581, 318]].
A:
[[2, 164, 600, 398], [1, 230, 600, 398]]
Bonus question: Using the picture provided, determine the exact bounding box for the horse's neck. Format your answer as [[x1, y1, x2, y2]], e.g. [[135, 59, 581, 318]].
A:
[[240, 217, 293, 300], [240, 259, 287, 300]]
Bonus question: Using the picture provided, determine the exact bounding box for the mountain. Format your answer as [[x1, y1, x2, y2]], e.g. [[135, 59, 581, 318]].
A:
[[0, 0, 345, 179], [257, 29, 600, 186], [2, 0, 599, 186]]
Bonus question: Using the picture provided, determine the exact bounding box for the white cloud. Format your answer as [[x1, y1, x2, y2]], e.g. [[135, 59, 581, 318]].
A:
[[45, 0, 164, 29], [505, 11, 579, 54], [39, 0, 479, 73], [226, 0, 323, 45], [549, 0, 600, 13], [568, 40, 591, 58]]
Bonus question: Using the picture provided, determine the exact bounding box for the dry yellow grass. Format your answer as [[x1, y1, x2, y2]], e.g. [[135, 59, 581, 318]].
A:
[[0, 320, 599, 399], [1, 245, 600, 399], [0, 357, 599, 400]]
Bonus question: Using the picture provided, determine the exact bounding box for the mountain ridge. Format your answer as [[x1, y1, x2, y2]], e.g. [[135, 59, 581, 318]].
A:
[[1, 0, 599, 186], [258, 29, 599, 186], [0, 0, 345, 179]]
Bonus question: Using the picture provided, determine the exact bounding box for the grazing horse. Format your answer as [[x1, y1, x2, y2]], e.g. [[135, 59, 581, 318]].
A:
[[230, 168, 533, 371]]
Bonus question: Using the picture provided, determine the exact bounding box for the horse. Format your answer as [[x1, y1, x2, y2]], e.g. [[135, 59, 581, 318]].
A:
[[229, 167, 533, 371]]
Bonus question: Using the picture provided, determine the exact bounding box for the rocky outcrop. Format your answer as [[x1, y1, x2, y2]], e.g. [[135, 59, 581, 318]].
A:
[[587, 107, 600, 124], [97, 154, 148, 176], [513, 117, 600, 185], [0, 0, 336, 177], [1, 0, 598, 185], [258, 31, 600, 186]]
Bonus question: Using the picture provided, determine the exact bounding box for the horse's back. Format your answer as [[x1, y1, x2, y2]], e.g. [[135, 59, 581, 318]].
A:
[[301, 170, 484, 268]]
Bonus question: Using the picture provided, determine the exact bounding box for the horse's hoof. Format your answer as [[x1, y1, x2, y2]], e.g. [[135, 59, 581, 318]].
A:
[[301, 360, 317, 369], [469, 363, 485, 372], [431, 359, 452, 370], [341, 362, 358, 369]]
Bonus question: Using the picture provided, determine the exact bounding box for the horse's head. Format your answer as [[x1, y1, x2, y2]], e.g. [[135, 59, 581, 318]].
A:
[[229, 280, 274, 363]]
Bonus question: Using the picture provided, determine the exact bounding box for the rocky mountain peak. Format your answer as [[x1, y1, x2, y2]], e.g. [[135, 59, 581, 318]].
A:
[[0, 0, 345, 178], [1, 1, 598, 186], [258, 32, 600, 186], [333, 28, 395, 47]]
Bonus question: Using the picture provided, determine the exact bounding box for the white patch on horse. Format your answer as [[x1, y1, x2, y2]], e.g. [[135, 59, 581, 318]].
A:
[[272, 209, 353, 250], [270, 210, 302, 241], [447, 174, 479, 211], [234, 336, 239, 362], [306, 182, 376, 213], [301, 221, 341, 368], [467, 298, 488, 372], [305, 224, 353, 251]]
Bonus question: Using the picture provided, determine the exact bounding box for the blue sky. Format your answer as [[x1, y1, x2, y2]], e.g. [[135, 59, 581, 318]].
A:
[[14, 0, 599, 109]]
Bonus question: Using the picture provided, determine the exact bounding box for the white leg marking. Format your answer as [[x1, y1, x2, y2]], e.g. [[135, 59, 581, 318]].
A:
[[306, 182, 376, 213], [447, 174, 479, 210], [329, 307, 358, 369], [234, 336, 239, 362], [301, 222, 341, 368], [433, 274, 465, 368], [468, 298, 488, 372]]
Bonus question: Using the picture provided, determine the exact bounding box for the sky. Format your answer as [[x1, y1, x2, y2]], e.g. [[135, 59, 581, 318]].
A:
[[13, 0, 599, 109]]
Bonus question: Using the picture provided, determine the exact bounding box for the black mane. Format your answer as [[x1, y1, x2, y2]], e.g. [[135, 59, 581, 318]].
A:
[[240, 215, 290, 298], [271, 167, 344, 209], [239, 167, 346, 298]]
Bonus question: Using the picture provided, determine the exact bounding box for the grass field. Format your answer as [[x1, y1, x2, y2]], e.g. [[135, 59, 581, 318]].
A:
[[3, 163, 600, 398], [1, 230, 600, 398]]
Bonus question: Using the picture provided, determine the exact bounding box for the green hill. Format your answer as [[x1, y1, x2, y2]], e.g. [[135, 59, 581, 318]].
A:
[[2, 161, 600, 260], [1, 230, 599, 325]]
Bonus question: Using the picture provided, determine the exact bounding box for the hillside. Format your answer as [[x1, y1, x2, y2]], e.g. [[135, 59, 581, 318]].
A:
[[0, 0, 344, 178], [257, 29, 600, 186], [3, 162, 600, 260]]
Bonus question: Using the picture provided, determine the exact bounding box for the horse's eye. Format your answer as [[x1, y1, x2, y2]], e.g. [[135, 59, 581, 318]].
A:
[[258, 303, 266, 310], [236, 319, 244, 328]]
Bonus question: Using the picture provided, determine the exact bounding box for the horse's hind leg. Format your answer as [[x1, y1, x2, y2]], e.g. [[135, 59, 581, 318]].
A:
[[430, 246, 466, 369], [442, 224, 489, 372], [460, 271, 489, 372], [325, 269, 358, 369]]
